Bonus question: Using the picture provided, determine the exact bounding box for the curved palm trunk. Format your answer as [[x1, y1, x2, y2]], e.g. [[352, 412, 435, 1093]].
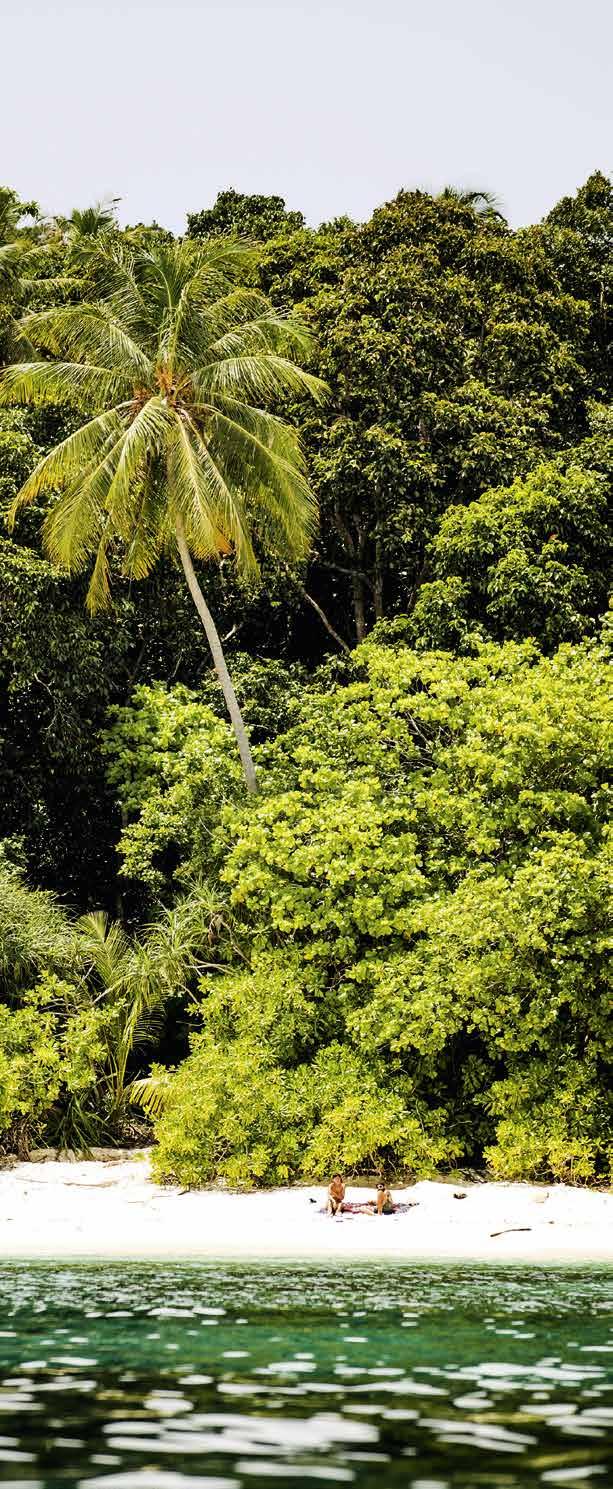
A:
[[175, 517, 257, 794]]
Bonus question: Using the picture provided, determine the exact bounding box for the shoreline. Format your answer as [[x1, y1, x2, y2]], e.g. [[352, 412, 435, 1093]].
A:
[[1, 1155, 612, 1262]]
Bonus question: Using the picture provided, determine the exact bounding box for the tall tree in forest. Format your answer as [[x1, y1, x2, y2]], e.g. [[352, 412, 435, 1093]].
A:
[[258, 188, 596, 642], [188, 188, 305, 242], [0, 237, 324, 793]]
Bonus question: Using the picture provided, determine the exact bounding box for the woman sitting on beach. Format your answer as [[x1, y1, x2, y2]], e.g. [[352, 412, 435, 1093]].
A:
[[374, 1182, 395, 1215], [326, 1173, 346, 1215]]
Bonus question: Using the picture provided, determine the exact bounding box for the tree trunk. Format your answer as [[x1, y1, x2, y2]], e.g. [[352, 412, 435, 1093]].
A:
[[373, 570, 384, 620], [333, 505, 368, 644], [175, 518, 257, 795], [373, 535, 384, 621], [352, 572, 367, 642]]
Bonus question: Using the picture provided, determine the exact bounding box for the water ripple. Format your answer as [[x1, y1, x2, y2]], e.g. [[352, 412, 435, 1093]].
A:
[[0, 1261, 610, 1489]]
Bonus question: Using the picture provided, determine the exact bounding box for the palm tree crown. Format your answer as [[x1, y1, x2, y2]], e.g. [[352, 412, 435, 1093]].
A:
[[2, 236, 324, 607], [67, 199, 120, 238], [0, 238, 325, 790]]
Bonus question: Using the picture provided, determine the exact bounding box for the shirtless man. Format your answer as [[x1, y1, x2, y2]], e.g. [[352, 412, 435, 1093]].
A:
[[375, 1182, 395, 1215], [327, 1173, 345, 1215]]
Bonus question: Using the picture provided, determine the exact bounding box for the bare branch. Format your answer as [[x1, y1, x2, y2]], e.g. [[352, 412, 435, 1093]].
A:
[[282, 563, 351, 654]]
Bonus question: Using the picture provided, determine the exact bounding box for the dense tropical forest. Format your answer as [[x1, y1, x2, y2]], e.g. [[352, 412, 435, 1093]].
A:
[[0, 174, 611, 1185]]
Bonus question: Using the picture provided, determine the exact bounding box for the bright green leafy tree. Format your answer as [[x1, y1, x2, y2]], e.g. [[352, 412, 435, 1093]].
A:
[[133, 628, 611, 1186]]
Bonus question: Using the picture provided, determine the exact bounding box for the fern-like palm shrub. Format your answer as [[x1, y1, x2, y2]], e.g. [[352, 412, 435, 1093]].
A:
[[0, 857, 77, 996], [0, 883, 211, 1154], [76, 895, 207, 1126], [1, 237, 324, 791]]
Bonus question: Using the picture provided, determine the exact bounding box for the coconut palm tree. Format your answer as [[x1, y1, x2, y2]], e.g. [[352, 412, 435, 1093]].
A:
[[438, 185, 505, 222], [0, 237, 325, 792], [66, 199, 120, 238]]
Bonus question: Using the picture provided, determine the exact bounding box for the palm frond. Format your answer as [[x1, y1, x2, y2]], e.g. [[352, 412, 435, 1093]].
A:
[[212, 392, 309, 461], [161, 286, 265, 367], [0, 240, 21, 284], [130, 1005, 167, 1051], [125, 1070, 172, 1120], [7, 408, 125, 525], [92, 400, 177, 593], [199, 286, 273, 333], [69, 199, 119, 237], [20, 304, 153, 377], [84, 239, 158, 345], [86, 530, 114, 611], [117, 473, 166, 590], [41, 423, 129, 572], [196, 353, 327, 406], [207, 310, 314, 361], [0, 360, 132, 411], [41, 420, 151, 606], [189, 237, 260, 277], [166, 414, 229, 557], [168, 412, 258, 574], [77, 910, 133, 989], [104, 396, 172, 532], [205, 402, 317, 561]]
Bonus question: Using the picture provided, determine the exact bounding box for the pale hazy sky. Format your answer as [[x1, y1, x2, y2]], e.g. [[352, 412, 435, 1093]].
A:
[[2, 0, 611, 231]]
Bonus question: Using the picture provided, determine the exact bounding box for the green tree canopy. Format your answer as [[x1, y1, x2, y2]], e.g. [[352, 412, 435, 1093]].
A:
[[1, 174, 611, 1176], [407, 405, 613, 651], [115, 628, 611, 1185], [257, 186, 597, 642], [188, 189, 305, 242]]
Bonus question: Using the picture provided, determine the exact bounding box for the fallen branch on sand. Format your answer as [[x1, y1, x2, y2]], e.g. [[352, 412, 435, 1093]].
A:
[[490, 1226, 532, 1237]]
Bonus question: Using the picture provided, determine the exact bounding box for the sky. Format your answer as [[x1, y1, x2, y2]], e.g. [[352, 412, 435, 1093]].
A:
[[2, 0, 611, 232]]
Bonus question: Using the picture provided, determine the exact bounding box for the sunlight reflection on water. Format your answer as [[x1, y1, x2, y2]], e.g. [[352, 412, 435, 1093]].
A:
[[0, 1261, 611, 1488]]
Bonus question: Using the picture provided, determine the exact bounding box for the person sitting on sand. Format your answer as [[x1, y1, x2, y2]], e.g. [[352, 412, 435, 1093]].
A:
[[327, 1173, 346, 1215], [375, 1182, 395, 1215]]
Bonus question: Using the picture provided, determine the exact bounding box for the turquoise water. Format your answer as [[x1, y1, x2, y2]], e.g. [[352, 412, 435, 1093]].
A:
[[0, 1262, 611, 1488]]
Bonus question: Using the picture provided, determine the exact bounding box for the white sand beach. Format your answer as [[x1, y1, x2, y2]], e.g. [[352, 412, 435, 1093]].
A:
[[1, 1153, 611, 1261]]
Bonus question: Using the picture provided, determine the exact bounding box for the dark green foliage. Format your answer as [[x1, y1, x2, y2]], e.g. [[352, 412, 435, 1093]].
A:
[[0, 538, 126, 900], [543, 170, 613, 398], [256, 184, 604, 643], [188, 189, 305, 241], [1, 174, 611, 1177], [408, 408, 613, 650]]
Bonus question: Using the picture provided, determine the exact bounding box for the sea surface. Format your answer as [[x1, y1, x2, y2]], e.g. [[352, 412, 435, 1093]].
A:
[[0, 1261, 611, 1489]]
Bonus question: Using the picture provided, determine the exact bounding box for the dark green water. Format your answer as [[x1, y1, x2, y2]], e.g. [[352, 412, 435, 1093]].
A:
[[0, 1262, 611, 1489]]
